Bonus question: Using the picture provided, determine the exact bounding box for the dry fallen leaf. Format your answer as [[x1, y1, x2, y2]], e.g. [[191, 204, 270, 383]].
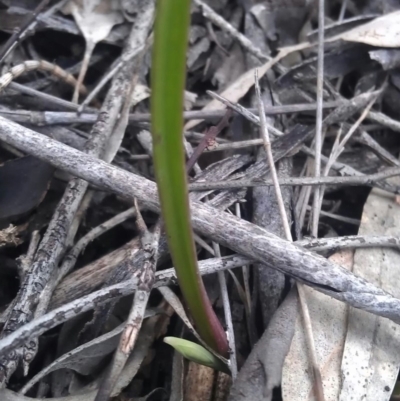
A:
[[22, 323, 125, 393], [0, 156, 54, 226], [283, 183, 400, 401], [338, 11, 400, 48], [131, 83, 151, 107], [63, 0, 124, 102], [2, 319, 160, 401], [229, 286, 298, 401], [339, 185, 400, 401], [282, 249, 354, 401], [184, 41, 312, 131], [130, 84, 197, 110]]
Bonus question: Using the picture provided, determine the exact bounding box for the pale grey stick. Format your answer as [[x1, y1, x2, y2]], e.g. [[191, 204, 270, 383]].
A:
[[1, 118, 400, 324], [2, 230, 400, 362], [213, 242, 237, 378], [4, 229, 400, 360], [0, 113, 111, 384], [309, 3, 326, 398], [311, 0, 326, 244], [0, 15, 150, 384], [94, 201, 159, 401], [298, 235, 400, 252], [8, 82, 81, 111], [0, 253, 251, 360], [193, 0, 271, 63], [188, 167, 400, 192], [368, 110, 400, 133], [256, 69, 323, 400], [59, 207, 136, 282], [0, 101, 344, 126], [209, 90, 398, 194]]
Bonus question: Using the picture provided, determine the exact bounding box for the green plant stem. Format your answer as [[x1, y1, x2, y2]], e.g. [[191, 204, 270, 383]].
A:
[[151, 0, 228, 356]]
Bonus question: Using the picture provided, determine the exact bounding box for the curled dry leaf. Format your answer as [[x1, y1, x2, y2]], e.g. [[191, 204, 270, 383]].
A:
[[63, 0, 124, 102], [282, 249, 355, 401]]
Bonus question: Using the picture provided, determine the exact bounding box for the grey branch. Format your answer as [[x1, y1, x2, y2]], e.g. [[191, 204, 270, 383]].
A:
[[1, 118, 400, 326], [188, 167, 400, 192]]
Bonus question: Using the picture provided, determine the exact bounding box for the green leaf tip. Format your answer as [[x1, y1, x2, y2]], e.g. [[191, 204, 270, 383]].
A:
[[164, 337, 230, 374]]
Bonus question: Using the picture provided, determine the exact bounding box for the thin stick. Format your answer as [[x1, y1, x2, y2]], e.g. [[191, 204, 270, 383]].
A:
[[186, 109, 232, 173], [72, 41, 95, 103], [4, 117, 400, 325], [94, 201, 160, 401], [368, 110, 400, 133], [188, 167, 400, 192], [212, 242, 238, 378], [17, 231, 40, 279], [308, 207, 360, 226], [7, 82, 84, 111], [255, 69, 325, 401], [78, 34, 152, 113], [311, 0, 326, 241], [338, 0, 348, 21], [193, 0, 271, 63], [255, 72, 291, 240], [0, 60, 88, 95], [335, 0, 347, 93], [0, 100, 344, 126], [0, 0, 50, 62], [298, 235, 400, 252], [59, 207, 136, 282], [317, 94, 381, 216], [235, 203, 255, 346], [206, 90, 286, 138]]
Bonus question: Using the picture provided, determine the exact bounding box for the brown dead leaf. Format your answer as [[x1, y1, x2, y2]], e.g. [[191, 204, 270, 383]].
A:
[[184, 362, 215, 401]]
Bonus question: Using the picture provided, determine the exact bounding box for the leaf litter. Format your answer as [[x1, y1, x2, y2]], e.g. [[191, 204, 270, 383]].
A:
[[2, 1, 400, 401]]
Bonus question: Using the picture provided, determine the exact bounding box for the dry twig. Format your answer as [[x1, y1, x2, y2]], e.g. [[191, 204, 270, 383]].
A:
[[2, 118, 400, 337]]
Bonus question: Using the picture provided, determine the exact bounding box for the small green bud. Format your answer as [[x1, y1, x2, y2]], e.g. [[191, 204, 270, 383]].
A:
[[164, 337, 230, 374]]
